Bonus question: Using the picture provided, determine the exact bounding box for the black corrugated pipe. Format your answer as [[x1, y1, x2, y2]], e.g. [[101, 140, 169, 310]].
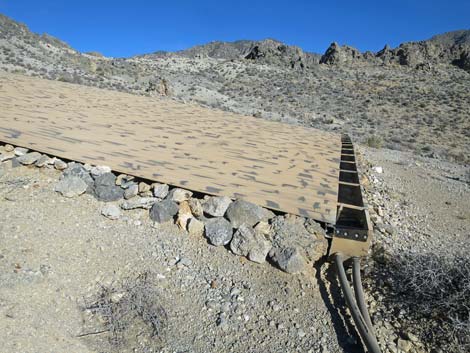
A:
[[352, 257, 374, 332], [334, 253, 381, 353]]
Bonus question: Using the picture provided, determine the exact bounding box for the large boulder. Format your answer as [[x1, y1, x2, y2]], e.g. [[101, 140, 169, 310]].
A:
[[54, 176, 88, 198], [203, 196, 232, 217], [93, 172, 124, 202], [204, 217, 233, 246], [268, 215, 327, 273], [225, 200, 274, 228], [149, 199, 178, 223], [230, 224, 272, 263], [62, 162, 94, 190]]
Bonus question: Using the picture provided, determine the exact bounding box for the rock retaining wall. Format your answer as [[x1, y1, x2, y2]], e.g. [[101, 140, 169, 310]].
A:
[[0, 143, 328, 274]]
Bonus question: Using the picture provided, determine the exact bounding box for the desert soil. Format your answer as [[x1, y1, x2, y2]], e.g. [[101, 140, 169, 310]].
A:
[[0, 161, 345, 353], [1, 144, 469, 353]]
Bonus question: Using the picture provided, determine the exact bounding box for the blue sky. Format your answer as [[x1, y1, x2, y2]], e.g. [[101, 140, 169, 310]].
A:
[[0, 0, 468, 57]]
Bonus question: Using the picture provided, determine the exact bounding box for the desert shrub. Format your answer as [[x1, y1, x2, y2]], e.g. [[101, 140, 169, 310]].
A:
[[370, 249, 470, 352], [82, 272, 167, 351], [365, 135, 384, 148]]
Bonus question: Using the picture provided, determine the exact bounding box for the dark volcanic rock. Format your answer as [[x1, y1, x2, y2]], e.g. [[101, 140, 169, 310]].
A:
[[243, 39, 320, 70], [149, 199, 178, 223], [93, 172, 124, 202], [204, 217, 233, 246], [159, 38, 321, 69], [62, 162, 94, 190]]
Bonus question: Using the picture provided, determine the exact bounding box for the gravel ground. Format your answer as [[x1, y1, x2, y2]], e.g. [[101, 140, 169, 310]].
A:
[[0, 162, 351, 353], [1, 146, 469, 353], [362, 146, 470, 255], [359, 147, 470, 353]]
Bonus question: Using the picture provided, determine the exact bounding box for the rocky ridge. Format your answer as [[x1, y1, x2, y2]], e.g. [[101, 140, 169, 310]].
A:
[[320, 34, 470, 71]]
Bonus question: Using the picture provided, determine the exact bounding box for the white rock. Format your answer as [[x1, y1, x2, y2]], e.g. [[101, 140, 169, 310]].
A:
[[138, 182, 151, 194], [373, 166, 384, 174], [101, 204, 121, 220], [54, 159, 68, 170], [91, 165, 112, 177], [168, 188, 192, 202], [152, 183, 169, 198], [14, 147, 29, 156], [17, 152, 42, 165], [121, 197, 158, 210], [0, 151, 15, 162], [202, 196, 232, 217]]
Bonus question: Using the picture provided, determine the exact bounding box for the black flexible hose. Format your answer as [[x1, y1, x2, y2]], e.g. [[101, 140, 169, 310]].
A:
[[352, 257, 374, 332], [334, 253, 381, 353]]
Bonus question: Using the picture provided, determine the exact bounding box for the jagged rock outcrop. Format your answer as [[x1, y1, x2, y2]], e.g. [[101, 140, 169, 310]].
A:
[[242, 39, 320, 70], [320, 31, 470, 72], [150, 38, 321, 70], [320, 42, 366, 65], [375, 39, 470, 72]]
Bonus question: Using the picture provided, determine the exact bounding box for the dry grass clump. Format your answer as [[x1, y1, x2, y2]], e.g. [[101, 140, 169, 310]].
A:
[[82, 272, 167, 352], [365, 135, 384, 149], [369, 249, 470, 352]]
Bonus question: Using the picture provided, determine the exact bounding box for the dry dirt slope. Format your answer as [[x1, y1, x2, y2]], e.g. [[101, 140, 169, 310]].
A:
[[0, 162, 349, 353], [1, 141, 469, 353]]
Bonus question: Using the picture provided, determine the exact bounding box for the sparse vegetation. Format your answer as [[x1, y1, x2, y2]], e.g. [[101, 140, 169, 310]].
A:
[[369, 249, 470, 352], [366, 135, 384, 148], [82, 272, 167, 351]]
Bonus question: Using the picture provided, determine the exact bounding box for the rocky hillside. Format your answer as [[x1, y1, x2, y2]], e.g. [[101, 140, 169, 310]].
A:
[[159, 38, 321, 70], [320, 31, 470, 71], [0, 13, 469, 163]]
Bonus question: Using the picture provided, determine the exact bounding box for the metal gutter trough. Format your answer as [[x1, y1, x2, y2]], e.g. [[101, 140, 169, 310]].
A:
[[0, 72, 380, 352], [332, 135, 381, 353]]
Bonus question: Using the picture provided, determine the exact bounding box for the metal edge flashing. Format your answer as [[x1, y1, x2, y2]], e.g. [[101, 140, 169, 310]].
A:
[[329, 135, 373, 258]]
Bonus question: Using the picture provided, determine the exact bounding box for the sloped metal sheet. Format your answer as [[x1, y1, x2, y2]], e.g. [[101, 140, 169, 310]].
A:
[[0, 72, 341, 223]]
